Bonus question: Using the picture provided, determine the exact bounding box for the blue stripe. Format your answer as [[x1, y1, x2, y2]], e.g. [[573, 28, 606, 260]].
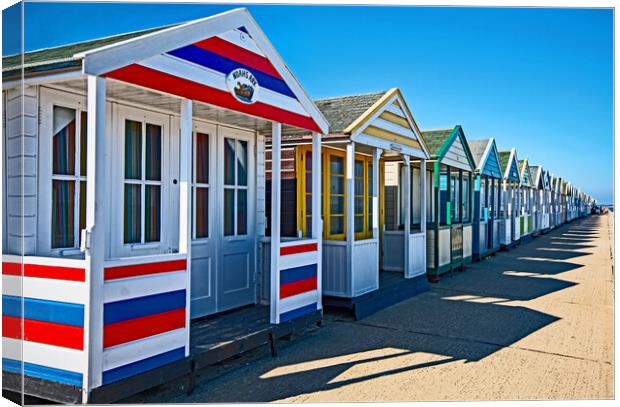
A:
[[237, 26, 249, 34], [280, 303, 317, 323], [3, 358, 82, 387], [166, 45, 296, 98], [2, 295, 84, 327], [280, 263, 317, 285], [101, 347, 185, 385], [104, 290, 186, 324]]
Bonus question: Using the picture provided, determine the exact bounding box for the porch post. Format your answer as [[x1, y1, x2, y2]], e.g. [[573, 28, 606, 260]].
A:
[[179, 99, 192, 354], [311, 131, 322, 310], [346, 142, 355, 295], [372, 148, 381, 286], [84, 75, 106, 398], [270, 122, 282, 324], [420, 158, 427, 233], [403, 155, 412, 277]]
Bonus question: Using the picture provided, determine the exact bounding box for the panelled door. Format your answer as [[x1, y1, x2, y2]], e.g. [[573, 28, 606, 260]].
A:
[[190, 122, 217, 318], [217, 126, 255, 312]]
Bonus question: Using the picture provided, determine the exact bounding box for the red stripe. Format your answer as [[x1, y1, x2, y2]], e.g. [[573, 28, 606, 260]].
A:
[[104, 64, 322, 133], [280, 276, 317, 299], [280, 243, 318, 256], [3, 316, 84, 350], [104, 259, 187, 281], [193, 37, 281, 79], [103, 308, 185, 348], [2, 262, 85, 282]]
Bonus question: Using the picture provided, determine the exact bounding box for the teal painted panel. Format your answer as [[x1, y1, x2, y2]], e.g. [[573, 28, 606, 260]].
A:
[[481, 144, 501, 178]]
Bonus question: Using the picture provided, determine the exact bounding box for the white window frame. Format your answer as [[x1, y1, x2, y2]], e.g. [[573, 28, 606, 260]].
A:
[[38, 88, 88, 257], [191, 121, 217, 241], [112, 105, 171, 258]]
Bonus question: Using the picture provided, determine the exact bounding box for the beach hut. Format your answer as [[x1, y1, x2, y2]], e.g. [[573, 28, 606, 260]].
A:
[[468, 138, 502, 260], [498, 149, 521, 249], [2, 9, 330, 403], [528, 165, 544, 235], [264, 88, 431, 319], [550, 175, 561, 229], [421, 126, 476, 282], [518, 159, 533, 239]]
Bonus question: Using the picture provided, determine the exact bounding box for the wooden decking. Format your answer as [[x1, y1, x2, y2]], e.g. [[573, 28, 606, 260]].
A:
[[323, 271, 429, 320]]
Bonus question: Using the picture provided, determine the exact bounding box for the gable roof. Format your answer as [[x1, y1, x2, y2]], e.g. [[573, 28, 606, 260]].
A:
[[5, 8, 328, 134], [499, 149, 520, 182], [468, 138, 502, 178], [314, 91, 387, 134], [518, 159, 531, 187], [421, 125, 476, 171], [529, 165, 543, 188]]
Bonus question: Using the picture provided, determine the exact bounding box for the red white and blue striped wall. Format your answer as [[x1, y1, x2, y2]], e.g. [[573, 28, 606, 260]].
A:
[[2, 255, 87, 387], [103, 27, 322, 133], [100, 255, 188, 385], [277, 240, 321, 323]]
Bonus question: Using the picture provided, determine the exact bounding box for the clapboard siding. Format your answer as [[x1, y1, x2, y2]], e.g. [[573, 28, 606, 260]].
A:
[[442, 135, 471, 171], [482, 144, 501, 178], [4, 86, 38, 255]]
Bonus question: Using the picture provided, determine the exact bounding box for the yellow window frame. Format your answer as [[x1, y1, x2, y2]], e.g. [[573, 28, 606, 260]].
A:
[[296, 146, 374, 241]]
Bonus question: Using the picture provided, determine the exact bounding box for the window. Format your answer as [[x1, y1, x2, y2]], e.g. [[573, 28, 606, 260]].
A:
[[480, 177, 486, 219], [462, 173, 470, 222], [450, 171, 460, 223], [123, 119, 162, 244], [296, 147, 314, 238], [223, 137, 248, 236], [326, 152, 345, 239], [51, 106, 87, 249], [193, 132, 210, 239]]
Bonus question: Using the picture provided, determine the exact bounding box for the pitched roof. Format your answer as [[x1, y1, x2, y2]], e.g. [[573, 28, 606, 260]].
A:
[[3, 24, 175, 75], [499, 151, 512, 172], [313, 91, 388, 134], [420, 128, 453, 157], [467, 139, 490, 169]]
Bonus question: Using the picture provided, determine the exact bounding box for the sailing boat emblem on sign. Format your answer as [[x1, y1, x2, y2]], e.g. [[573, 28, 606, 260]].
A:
[[226, 68, 259, 104]]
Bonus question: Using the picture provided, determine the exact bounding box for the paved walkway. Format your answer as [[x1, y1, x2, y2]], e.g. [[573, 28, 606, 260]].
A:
[[129, 214, 614, 402]]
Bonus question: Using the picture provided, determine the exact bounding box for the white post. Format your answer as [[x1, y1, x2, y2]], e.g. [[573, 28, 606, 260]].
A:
[[372, 148, 381, 287], [83, 75, 106, 399], [270, 122, 282, 324], [179, 99, 192, 354], [403, 155, 411, 278], [346, 142, 355, 295], [420, 158, 427, 269], [311, 131, 322, 310]]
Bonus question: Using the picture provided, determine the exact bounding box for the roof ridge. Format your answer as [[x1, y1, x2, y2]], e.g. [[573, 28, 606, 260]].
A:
[[314, 90, 389, 102]]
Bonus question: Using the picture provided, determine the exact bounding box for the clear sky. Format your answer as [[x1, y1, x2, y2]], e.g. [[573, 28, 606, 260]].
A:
[[3, 2, 613, 203]]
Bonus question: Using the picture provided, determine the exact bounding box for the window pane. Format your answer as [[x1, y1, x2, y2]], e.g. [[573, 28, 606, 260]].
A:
[[53, 106, 76, 175], [330, 196, 344, 214], [330, 175, 344, 194], [354, 160, 363, 177], [237, 140, 248, 186], [79, 181, 86, 245], [224, 138, 235, 186], [330, 156, 344, 174], [330, 216, 344, 235], [51, 180, 75, 248], [237, 189, 247, 235], [355, 196, 364, 214], [195, 133, 209, 184], [125, 120, 142, 180], [224, 188, 234, 236], [124, 184, 141, 243], [80, 111, 87, 177], [146, 124, 161, 181], [368, 197, 373, 232], [355, 215, 364, 233], [195, 187, 209, 238], [145, 185, 161, 242]]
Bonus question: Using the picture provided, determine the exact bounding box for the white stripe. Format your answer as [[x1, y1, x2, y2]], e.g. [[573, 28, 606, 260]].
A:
[[280, 238, 318, 248], [101, 328, 186, 371], [138, 54, 310, 117], [216, 29, 265, 56], [22, 256, 87, 268], [279, 251, 318, 271], [279, 290, 318, 314], [384, 103, 406, 117], [3, 275, 86, 304], [104, 271, 186, 303], [2, 337, 85, 373], [103, 253, 186, 268], [372, 117, 417, 139]]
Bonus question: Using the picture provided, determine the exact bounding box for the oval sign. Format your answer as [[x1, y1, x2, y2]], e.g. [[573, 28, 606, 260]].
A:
[[226, 68, 259, 104]]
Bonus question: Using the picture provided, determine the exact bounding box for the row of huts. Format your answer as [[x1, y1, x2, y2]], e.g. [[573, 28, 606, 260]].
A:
[[2, 8, 595, 403]]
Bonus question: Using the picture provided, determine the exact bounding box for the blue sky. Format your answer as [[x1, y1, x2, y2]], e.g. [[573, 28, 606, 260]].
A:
[[3, 2, 613, 203]]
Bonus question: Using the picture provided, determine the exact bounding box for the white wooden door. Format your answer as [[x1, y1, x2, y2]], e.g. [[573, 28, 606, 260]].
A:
[[216, 126, 256, 312], [190, 121, 217, 318]]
